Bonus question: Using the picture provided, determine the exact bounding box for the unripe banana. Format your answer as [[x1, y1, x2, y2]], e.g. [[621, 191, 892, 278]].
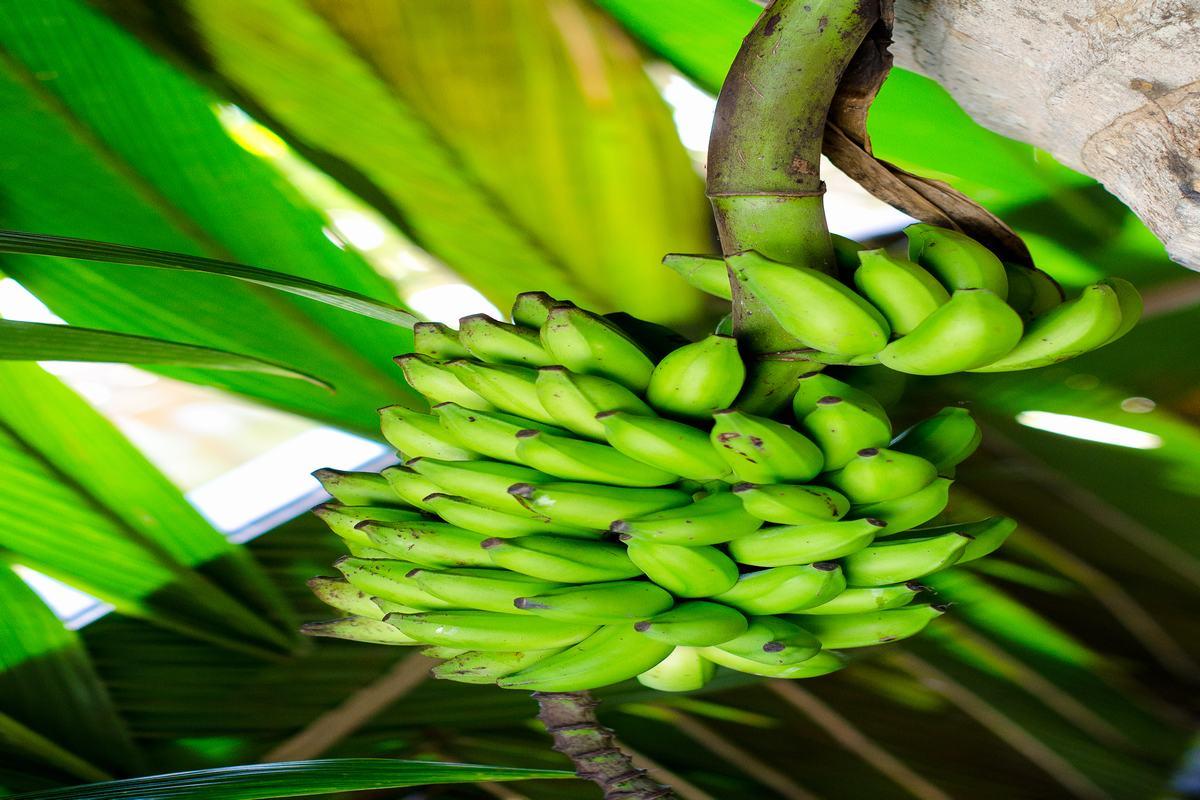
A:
[[314, 468, 404, 508], [727, 518, 884, 567], [387, 609, 596, 651], [481, 535, 643, 582], [511, 291, 559, 329], [794, 396, 892, 470], [335, 556, 455, 610], [359, 521, 493, 568], [730, 483, 849, 525], [395, 354, 493, 410], [701, 647, 846, 679], [970, 283, 1124, 372], [905, 223, 1008, 298], [662, 253, 732, 300], [312, 503, 425, 548], [540, 305, 655, 391], [302, 616, 419, 645], [714, 563, 845, 614], [375, 598, 426, 617], [891, 407, 981, 477], [1098, 277, 1142, 345], [853, 249, 950, 334], [379, 406, 478, 461], [535, 366, 654, 439], [514, 429, 678, 487], [637, 646, 715, 692], [308, 576, 385, 619], [610, 490, 762, 545], [442, 360, 556, 424], [905, 516, 1016, 563], [793, 371, 890, 426], [710, 408, 824, 483], [513, 580, 674, 623], [841, 531, 971, 586], [728, 250, 890, 356], [409, 567, 563, 614], [405, 458, 549, 511], [702, 616, 821, 668], [634, 601, 749, 647], [597, 410, 731, 482], [850, 477, 952, 536], [831, 233, 866, 277], [420, 646, 469, 659], [622, 539, 739, 597], [459, 314, 554, 367], [498, 624, 673, 691], [1003, 263, 1063, 320], [789, 604, 945, 648], [434, 647, 565, 684], [646, 335, 745, 418], [421, 493, 577, 538], [877, 289, 1024, 375], [825, 448, 938, 504], [413, 322, 471, 360], [432, 402, 567, 463], [380, 465, 441, 510], [794, 582, 925, 615], [509, 481, 692, 529]]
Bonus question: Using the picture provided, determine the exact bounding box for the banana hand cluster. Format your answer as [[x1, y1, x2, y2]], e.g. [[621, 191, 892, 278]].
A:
[[666, 223, 1141, 375], [305, 293, 1014, 692]]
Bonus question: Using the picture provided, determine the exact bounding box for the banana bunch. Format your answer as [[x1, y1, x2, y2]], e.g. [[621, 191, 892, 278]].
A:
[[304, 292, 1015, 693], [665, 224, 1142, 375]]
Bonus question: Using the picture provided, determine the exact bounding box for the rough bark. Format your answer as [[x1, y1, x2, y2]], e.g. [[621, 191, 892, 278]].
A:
[[890, 0, 1200, 270]]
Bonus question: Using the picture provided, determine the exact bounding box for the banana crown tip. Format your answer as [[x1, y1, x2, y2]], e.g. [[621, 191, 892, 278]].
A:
[[816, 396, 843, 405], [515, 429, 541, 439], [594, 409, 620, 420], [633, 621, 652, 632], [507, 483, 535, 497], [813, 561, 839, 571], [857, 448, 880, 457], [866, 518, 888, 528], [730, 482, 756, 494], [480, 537, 506, 549], [762, 641, 785, 653], [609, 520, 632, 533]]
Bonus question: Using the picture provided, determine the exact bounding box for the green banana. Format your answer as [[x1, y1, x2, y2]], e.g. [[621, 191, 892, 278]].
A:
[[514, 429, 678, 487], [970, 283, 1124, 372], [459, 314, 554, 367], [335, 556, 454, 610], [730, 483, 849, 525], [395, 354, 493, 410], [841, 531, 971, 586], [714, 563, 846, 614], [853, 249, 950, 334], [442, 360, 557, 424], [509, 481, 692, 529], [727, 518, 884, 567], [380, 465, 441, 510], [432, 402, 566, 463], [903, 516, 1016, 563], [877, 289, 1024, 375], [307, 576, 384, 619], [409, 567, 563, 614], [790, 604, 945, 648], [597, 410, 731, 482], [302, 616, 419, 645], [1099, 277, 1142, 345], [498, 624, 673, 691], [710, 408, 824, 483], [314, 468, 403, 508], [482, 535, 643, 582], [701, 647, 846, 679], [611, 490, 762, 545], [891, 407, 981, 477], [312, 503, 425, 548], [795, 396, 892, 470], [702, 616, 820, 668], [905, 223, 1008, 298], [535, 366, 655, 440], [433, 648, 565, 684], [795, 582, 925, 615], [540, 305, 655, 391], [405, 458, 549, 511], [360, 521, 494, 568], [662, 253, 732, 300], [1003, 262, 1063, 320], [646, 335, 745, 418], [622, 539, 739, 597], [388, 609, 596, 651], [420, 646, 469, 659], [825, 448, 938, 504], [513, 580, 674, 623], [379, 406, 478, 461], [831, 233, 866, 276], [729, 250, 890, 356], [511, 291, 559, 329], [420, 493, 575, 538], [850, 477, 952, 535], [637, 646, 715, 692], [413, 321, 471, 360], [793, 371, 890, 426], [634, 601, 749, 647]]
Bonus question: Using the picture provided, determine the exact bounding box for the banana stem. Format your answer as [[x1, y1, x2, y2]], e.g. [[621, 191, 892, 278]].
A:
[[534, 691, 676, 799], [708, 0, 880, 413]]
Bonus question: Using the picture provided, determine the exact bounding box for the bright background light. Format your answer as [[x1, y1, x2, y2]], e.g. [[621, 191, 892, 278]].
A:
[[1015, 411, 1164, 450]]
